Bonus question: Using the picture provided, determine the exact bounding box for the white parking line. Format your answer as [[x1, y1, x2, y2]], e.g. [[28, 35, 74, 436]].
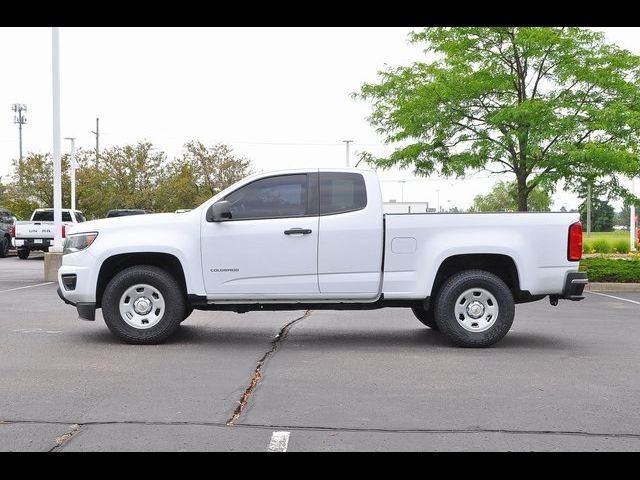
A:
[[267, 431, 290, 452], [587, 291, 640, 306], [0, 282, 55, 294]]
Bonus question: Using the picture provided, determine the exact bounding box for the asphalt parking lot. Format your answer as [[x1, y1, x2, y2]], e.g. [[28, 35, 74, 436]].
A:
[[1, 252, 640, 451]]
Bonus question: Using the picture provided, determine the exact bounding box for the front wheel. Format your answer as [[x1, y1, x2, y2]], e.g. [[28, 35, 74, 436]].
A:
[[434, 270, 514, 348], [17, 248, 30, 260], [102, 265, 185, 344]]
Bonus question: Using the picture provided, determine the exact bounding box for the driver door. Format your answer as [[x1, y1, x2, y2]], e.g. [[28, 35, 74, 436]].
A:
[[201, 173, 320, 298]]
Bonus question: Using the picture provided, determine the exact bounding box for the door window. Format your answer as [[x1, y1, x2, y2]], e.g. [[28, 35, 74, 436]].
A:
[[224, 174, 309, 220]]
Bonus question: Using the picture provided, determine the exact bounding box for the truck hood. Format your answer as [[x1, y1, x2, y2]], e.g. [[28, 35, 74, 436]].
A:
[[67, 211, 200, 236]]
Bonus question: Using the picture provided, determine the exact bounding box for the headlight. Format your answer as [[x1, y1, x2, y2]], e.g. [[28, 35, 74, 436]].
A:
[[63, 232, 98, 254]]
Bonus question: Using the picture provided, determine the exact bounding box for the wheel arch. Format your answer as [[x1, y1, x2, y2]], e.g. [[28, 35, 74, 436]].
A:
[[96, 252, 187, 308], [431, 254, 523, 301]]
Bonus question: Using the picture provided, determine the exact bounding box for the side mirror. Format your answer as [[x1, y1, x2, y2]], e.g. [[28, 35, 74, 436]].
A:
[[206, 201, 233, 222]]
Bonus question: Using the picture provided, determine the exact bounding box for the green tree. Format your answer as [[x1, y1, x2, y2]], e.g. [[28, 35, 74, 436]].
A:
[[580, 197, 615, 232], [97, 142, 167, 213], [357, 27, 640, 211], [470, 180, 552, 212], [176, 141, 253, 206]]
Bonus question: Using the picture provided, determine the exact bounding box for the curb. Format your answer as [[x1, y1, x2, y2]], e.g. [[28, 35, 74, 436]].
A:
[[585, 282, 640, 292]]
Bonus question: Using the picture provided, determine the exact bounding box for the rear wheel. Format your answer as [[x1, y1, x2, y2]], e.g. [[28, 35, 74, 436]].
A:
[[434, 270, 514, 348], [0, 236, 9, 258], [102, 265, 185, 344], [411, 307, 439, 330], [17, 248, 30, 260]]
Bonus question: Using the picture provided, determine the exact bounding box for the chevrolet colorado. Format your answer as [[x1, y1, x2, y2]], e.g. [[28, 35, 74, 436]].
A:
[[57, 168, 587, 347]]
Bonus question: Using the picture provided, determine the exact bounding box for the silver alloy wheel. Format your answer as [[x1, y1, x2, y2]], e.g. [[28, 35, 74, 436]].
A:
[[454, 287, 499, 333], [119, 284, 165, 329]]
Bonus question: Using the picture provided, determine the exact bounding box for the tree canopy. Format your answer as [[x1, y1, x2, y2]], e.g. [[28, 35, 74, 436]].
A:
[[357, 27, 640, 211], [1, 141, 253, 220], [470, 180, 552, 212]]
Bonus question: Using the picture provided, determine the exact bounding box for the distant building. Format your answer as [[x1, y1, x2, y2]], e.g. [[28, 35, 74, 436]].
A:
[[383, 200, 434, 214]]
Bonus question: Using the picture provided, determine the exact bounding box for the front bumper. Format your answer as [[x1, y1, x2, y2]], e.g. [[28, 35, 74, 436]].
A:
[[57, 286, 96, 321], [561, 271, 588, 301]]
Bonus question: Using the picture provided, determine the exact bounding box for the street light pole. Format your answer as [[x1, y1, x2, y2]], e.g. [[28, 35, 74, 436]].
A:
[[343, 140, 353, 167], [65, 137, 76, 211], [51, 27, 63, 253], [436, 189, 440, 213]]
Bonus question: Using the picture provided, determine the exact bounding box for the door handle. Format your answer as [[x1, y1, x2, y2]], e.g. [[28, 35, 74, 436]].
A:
[[284, 228, 312, 235]]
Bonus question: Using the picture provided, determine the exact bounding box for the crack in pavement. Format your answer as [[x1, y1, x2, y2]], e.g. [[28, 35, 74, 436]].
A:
[[3, 419, 640, 441], [49, 423, 82, 452], [225, 310, 311, 426]]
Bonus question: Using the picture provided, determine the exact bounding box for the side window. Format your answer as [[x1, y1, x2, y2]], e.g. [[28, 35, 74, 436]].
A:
[[62, 212, 72, 222], [75, 212, 87, 223], [224, 174, 308, 220], [320, 172, 367, 215]]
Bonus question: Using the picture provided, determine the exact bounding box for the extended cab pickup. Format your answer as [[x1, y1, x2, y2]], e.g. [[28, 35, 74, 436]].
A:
[[13, 208, 86, 259], [57, 169, 587, 347]]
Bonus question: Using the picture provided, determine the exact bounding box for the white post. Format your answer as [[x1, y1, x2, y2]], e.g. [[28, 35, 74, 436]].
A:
[[65, 138, 76, 210], [586, 183, 591, 237], [631, 178, 637, 253], [51, 27, 63, 253]]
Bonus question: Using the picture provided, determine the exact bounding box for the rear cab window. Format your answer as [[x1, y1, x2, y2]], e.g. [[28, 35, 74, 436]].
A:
[[319, 172, 367, 215]]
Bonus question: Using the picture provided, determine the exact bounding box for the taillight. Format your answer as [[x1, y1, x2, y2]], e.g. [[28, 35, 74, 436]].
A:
[[62, 224, 66, 239], [568, 222, 582, 261], [10, 225, 15, 238]]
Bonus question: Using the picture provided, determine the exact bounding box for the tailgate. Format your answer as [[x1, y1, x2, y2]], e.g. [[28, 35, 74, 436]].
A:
[[15, 222, 55, 239]]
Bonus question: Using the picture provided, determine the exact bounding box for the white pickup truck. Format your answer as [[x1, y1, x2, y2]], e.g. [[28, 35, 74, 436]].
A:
[[13, 208, 86, 259], [57, 168, 587, 347]]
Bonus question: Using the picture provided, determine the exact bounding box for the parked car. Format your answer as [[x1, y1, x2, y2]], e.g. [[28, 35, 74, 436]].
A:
[[57, 168, 586, 347], [12, 208, 86, 259], [105, 209, 147, 218], [0, 207, 18, 258]]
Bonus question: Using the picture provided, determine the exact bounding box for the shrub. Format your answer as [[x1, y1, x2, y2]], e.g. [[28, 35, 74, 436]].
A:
[[612, 240, 630, 254], [582, 240, 593, 253], [592, 239, 612, 254], [579, 257, 640, 283]]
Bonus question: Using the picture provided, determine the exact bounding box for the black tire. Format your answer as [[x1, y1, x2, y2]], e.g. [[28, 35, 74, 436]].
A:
[[434, 270, 515, 348], [411, 307, 439, 330], [0, 236, 9, 258], [102, 265, 185, 344], [17, 248, 30, 260]]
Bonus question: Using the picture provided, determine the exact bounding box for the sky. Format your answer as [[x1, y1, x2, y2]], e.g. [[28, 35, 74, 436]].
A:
[[1, 27, 639, 211]]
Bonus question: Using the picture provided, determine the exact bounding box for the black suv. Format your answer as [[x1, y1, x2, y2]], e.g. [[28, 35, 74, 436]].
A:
[[0, 207, 17, 258], [105, 209, 147, 218]]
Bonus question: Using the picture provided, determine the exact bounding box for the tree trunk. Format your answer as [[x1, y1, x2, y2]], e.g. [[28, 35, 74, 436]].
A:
[[516, 175, 528, 212]]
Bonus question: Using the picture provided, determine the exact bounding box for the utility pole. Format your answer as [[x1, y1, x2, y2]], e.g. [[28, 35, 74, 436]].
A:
[[91, 117, 100, 165], [12, 104, 27, 178], [65, 137, 76, 211], [398, 180, 406, 202], [343, 140, 353, 167], [587, 183, 591, 237]]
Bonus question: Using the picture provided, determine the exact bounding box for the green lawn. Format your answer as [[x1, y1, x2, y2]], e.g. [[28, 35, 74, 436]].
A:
[[583, 231, 629, 242], [583, 230, 637, 254]]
